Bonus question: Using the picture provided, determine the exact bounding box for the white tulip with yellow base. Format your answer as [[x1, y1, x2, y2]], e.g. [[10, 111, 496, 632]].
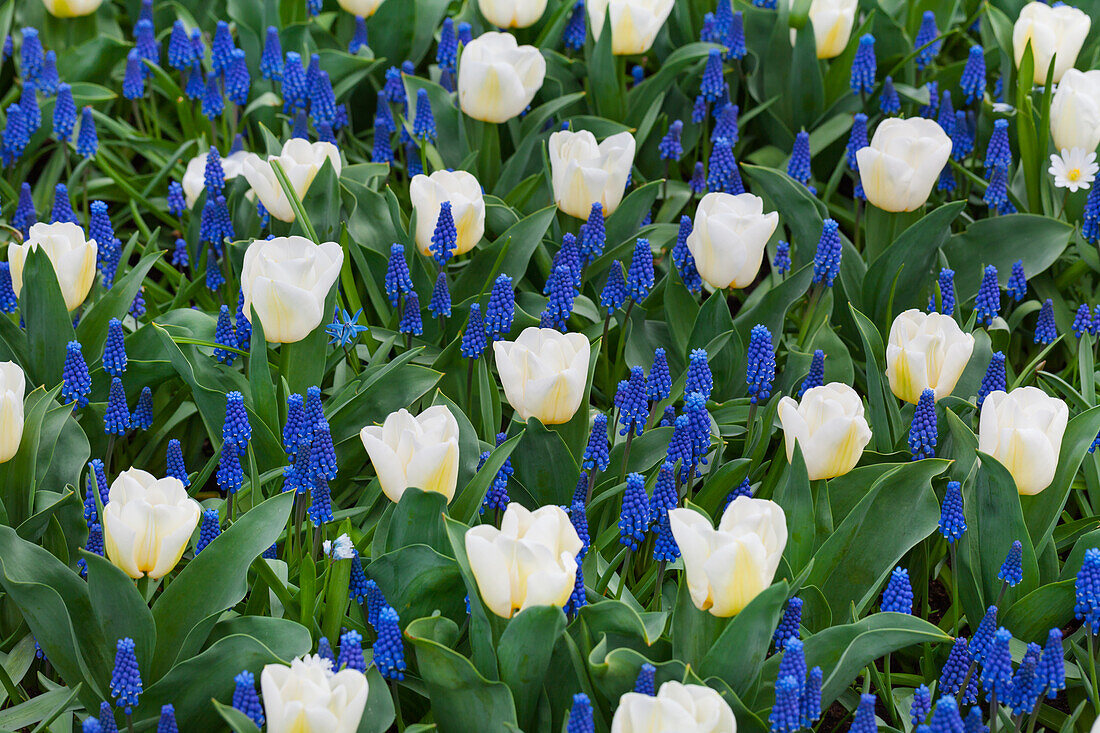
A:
[[587, 0, 676, 56], [458, 32, 546, 124], [0, 362, 25, 464], [611, 681, 736, 733], [856, 118, 952, 212], [261, 655, 369, 733], [336, 0, 385, 17], [668, 497, 787, 618], [1013, 2, 1090, 85], [885, 309, 974, 404], [494, 327, 590, 425], [978, 387, 1068, 495], [478, 0, 548, 28], [465, 503, 582, 618], [410, 171, 486, 258], [685, 192, 779, 290], [240, 236, 344, 344], [549, 129, 636, 219], [8, 222, 98, 312], [102, 469, 201, 580], [181, 150, 251, 209], [359, 406, 461, 504], [1050, 69, 1100, 154], [777, 383, 872, 481], [241, 139, 341, 223], [41, 0, 101, 17]]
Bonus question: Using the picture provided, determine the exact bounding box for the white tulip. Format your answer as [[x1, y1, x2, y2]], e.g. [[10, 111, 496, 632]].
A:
[[804, 0, 858, 59], [410, 171, 486, 258], [1013, 2, 1090, 85], [549, 129, 636, 219], [241, 139, 341, 223], [181, 150, 251, 209], [40, 0, 100, 16], [493, 327, 590, 425], [465, 503, 582, 618], [1050, 69, 1100, 154], [856, 118, 952, 212], [458, 32, 546, 124], [611, 681, 737, 733], [885, 309, 975, 404], [240, 236, 344, 344], [0, 362, 25, 464], [261, 655, 369, 733], [336, 0, 385, 17], [478, 0, 547, 28], [668, 497, 787, 617], [978, 387, 1068, 495], [587, 0, 676, 55], [359, 406, 461, 504], [686, 193, 779, 290], [777, 383, 873, 481], [101, 468, 201, 580], [8, 222, 98, 312]]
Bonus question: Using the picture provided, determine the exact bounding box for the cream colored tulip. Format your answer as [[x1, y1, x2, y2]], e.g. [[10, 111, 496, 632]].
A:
[[549, 130, 636, 219], [478, 0, 547, 28], [181, 150, 251, 209], [101, 469, 201, 580], [8, 222, 97, 312], [493, 327, 590, 424], [978, 387, 1068, 495], [1013, 2, 1090, 85], [778, 383, 872, 481], [885, 309, 974, 404], [806, 0, 858, 58], [856, 118, 952, 212], [261, 655, 369, 733], [0, 362, 25, 464], [668, 497, 787, 617], [611, 681, 737, 733], [241, 236, 344, 344], [410, 171, 486, 258], [336, 0, 385, 17], [464, 503, 582, 618], [686, 193, 779, 290], [1051, 69, 1100, 154], [359, 406, 461, 504], [458, 32, 546, 124], [41, 0, 100, 16], [241, 140, 341, 223], [587, 0, 676, 55]]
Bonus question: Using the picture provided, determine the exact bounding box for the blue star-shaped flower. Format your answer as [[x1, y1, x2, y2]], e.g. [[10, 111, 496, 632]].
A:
[[326, 308, 368, 347]]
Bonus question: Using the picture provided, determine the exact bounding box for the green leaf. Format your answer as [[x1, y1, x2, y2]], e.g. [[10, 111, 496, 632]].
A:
[[1001, 579, 1075, 644], [82, 552, 156, 679], [589, 12, 624, 121], [498, 606, 567, 730], [19, 248, 76, 388], [849, 305, 901, 453], [76, 251, 162, 358], [386, 487, 451, 557], [510, 418, 579, 508], [368, 544, 466, 626], [213, 701, 262, 733], [360, 665, 398, 733], [699, 581, 789, 697], [773, 447, 813, 574]]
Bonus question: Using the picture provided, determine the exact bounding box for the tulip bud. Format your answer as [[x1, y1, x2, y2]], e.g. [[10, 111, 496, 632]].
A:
[[685, 193, 779, 290], [241, 236, 344, 344], [856, 118, 953, 212], [1013, 2, 1090, 85], [0, 362, 25, 464], [182, 150, 250, 209], [458, 32, 546, 124], [885, 309, 975, 404], [778, 383, 872, 480], [465, 503, 582, 618], [8, 222, 98, 312], [478, 0, 548, 28], [667, 497, 787, 617], [549, 130, 636, 219], [410, 171, 486, 258], [261, 655, 369, 733], [336, 0, 385, 17], [102, 468, 202, 579], [587, 0, 676, 56], [1050, 69, 1100, 154], [359, 406, 461, 504], [493, 327, 590, 425], [241, 139, 341, 223], [611, 681, 737, 732], [978, 387, 1068, 495], [40, 0, 102, 17]]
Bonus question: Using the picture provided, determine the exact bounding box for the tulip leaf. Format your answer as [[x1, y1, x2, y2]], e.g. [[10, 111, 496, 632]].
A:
[[588, 11, 623, 122], [359, 664, 398, 733], [849, 304, 902, 453], [82, 551, 156, 680], [444, 515, 500, 680], [1001, 579, 1076, 644], [452, 206, 557, 302], [385, 487, 451, 557], [741, 164, 829, 268], [368, 544, 466, 626], [773, 446, 813, 574], [498, 605, 567, 730], [510, 418, 579, 509], [212, 701, 262, 733], [451, 432, 524, 523], [75, 250, 162, 359], [699, 581, 789, 697], [671, 573, 724, 671], [688, 293, 740, 401], [0, 386, 60, 526], [19, 247, 76, 389]]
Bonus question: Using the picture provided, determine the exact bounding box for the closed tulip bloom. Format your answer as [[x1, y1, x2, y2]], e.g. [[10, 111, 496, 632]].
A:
[[686, 192, 779, 290], [102, 468, 202, 579], [465, 503, 582, 618], [0, 362, 25, 463], [9, 222, 98, 312], [856, 117, 952, 212], [611, 681, 736, 733], [181, 150, 251, 209], [1050, 69, 1100, 154], [241, 236, 344, 343], [494, 327, 590, 424], [978, 387, 1068, 495], [241, 139, 341, 223], [886, 309, 975, 404], [803, 0, 858, 58], [478, 0, 548, 28], [778, 383, 872, 480], [40, 0, 101, 16], [458, 32, 546, 123], [1013, 2, 1090, 85], [336, 0, 385, 17], [668, 497, 787, 617], [410, 171, 486, 258], [261, 655, 369, 733], [549, 129, 636, 219], [359, 406, 461, 504], [587, 0, 676, 56]]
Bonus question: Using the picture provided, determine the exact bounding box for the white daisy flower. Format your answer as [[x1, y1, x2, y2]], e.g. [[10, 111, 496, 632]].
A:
[[1048, 147, 1099, 192]]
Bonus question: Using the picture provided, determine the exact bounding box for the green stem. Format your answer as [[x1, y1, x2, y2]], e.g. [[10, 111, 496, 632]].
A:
[[270, 159, 319, 242], [949, 541, 960, 638], [1088, 631, 1100, 719], [390, 679, 405, 732], [614, 550, 634, 601]]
